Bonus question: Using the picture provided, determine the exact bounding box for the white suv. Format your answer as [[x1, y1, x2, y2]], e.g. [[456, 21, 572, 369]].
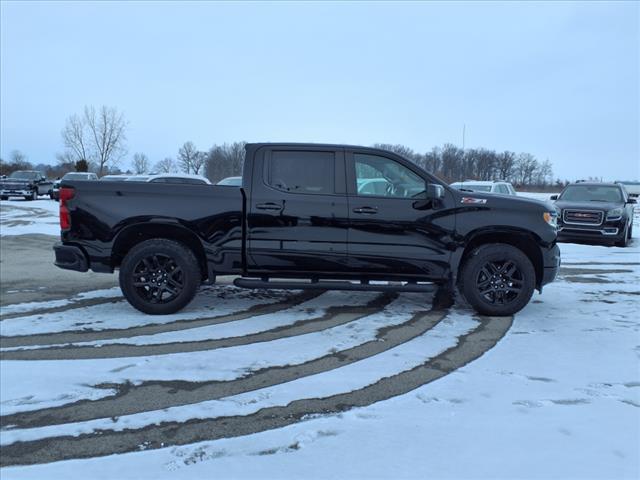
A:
[[450, 180, 517, 196]]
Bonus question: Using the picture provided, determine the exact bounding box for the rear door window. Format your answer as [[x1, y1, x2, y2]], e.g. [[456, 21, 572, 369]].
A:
[[267, 151, 335, 195]]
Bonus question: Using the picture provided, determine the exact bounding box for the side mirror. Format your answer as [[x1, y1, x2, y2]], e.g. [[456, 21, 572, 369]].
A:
[[550, 195, 558, 200], [413, 184, 445, 210], [628, 198, 637, 204], [426, 183, 445, 200]]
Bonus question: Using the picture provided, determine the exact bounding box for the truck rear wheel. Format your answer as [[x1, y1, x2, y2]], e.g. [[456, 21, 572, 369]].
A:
[[460, 243, 535, 316], [119, 239, 200, 315]]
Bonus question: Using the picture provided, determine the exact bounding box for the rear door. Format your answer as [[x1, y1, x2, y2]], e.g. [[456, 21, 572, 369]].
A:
[[246, 146, 350, 274], [346, 149, 456, 280]]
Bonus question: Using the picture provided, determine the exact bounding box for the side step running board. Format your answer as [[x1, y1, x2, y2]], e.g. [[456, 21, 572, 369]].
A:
[[233, 278, 435, 293]]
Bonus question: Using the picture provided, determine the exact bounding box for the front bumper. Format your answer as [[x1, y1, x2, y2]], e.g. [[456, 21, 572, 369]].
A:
[[1, 189, 32, 197], [557, 219, 626, 243], [540, 242, 561, 288], [54, 243, 89, 272]]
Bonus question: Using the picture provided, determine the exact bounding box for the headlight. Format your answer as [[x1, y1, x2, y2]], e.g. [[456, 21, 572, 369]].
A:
[[606, 208, 623, 220], [543, 211, 558, 228]]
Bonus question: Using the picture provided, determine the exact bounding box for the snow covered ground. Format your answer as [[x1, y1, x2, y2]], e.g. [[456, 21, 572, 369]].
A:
[[0, 195, 638, 479], [0, 198, 60, 236]]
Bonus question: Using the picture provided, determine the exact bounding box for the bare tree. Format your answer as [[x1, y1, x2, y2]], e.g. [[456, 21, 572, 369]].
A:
[[535, 159, 553, 186], [84, 106, 128, 176], [191, 151, 206, 175], [154, 157, 177, 173], [496, 151, 516, 181], [1, 152, 33, 176], [177, 141, 199, 174], [10, 150, 27, 164], [515, 153, 538, 185], [132, 153, 150, 174], [204, 142, 247, 182], [61, 106, 128, 176], [62, 114, 91, 164], [56, 151, 75, 165]]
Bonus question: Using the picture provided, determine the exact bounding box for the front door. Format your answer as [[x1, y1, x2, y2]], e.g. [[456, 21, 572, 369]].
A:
[[246, 146, 350, 274], [346, 150, 456, 280]]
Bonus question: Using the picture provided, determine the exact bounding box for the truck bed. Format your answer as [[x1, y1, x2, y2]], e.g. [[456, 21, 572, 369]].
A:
[[61, 180, 245, 274]]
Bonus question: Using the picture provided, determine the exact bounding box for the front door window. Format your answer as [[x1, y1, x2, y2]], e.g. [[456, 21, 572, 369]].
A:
[[354, 154, 424, 198]]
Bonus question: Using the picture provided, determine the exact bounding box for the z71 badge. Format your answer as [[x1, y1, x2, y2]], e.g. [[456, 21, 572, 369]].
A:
[[461, 197, 488, 204]]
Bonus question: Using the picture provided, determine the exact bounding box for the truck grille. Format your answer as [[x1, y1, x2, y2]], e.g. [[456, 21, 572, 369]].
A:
[[563, 209, 603, 226]]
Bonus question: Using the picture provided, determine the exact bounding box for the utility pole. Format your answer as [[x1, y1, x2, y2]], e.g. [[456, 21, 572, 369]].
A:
[[460, 124, 466, 183], [462, 124, 466, 151]]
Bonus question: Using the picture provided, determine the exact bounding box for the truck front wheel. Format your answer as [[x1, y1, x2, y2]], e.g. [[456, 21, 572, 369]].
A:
[[119, 239, 200, 315], [460, 243, 535, 316]]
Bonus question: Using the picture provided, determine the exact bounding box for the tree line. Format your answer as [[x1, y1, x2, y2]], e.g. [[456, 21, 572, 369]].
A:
[[373, 143, 556, 187], [1, 104, 561, 188]]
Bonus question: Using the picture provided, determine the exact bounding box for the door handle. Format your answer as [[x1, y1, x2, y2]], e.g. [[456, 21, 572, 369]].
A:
[[353, 206, 378, 214], [256, 202, 283, 211]]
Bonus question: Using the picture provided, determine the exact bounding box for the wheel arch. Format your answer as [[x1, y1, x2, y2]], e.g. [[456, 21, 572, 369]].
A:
[[455, 228, 544, 290], [111, 222, 208, 280]]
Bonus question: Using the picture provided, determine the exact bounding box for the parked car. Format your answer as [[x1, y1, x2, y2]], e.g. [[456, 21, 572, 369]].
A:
[[100, 174, 132, 181], [54, 143, 560, 317], [126, 173, 211, 185], [0, 170, 53, 201], [216, 176, 242, 186], [551, 182, 636, 247], [51, 172, 98, 200], [450, 180, 517, 196], [615, 180, 640, 198]]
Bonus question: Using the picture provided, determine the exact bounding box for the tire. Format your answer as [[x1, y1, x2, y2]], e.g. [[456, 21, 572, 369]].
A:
[[459, 243, 536, 316], [0, 196, 7, 201], [119, 239, 201, 315], [24, 190, 37, 201], [615, 224, 630, 247]]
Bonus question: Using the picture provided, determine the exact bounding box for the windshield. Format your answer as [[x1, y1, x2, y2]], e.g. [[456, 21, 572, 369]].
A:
[[62, 173, 90, 180], [217, 177, 242, 186], [9, 171, 39, 180], [560, 185, 623, 202], [455, 184, 492, 192], [101, 176, 129, 181]]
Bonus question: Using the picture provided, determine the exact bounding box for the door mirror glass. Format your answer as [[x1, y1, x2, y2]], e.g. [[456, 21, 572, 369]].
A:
[[426, 183, 445, 199], [550, 194, 558, 201]]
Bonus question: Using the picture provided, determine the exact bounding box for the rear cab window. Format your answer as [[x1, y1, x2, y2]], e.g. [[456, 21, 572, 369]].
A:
[[266, 151, 336, 195]]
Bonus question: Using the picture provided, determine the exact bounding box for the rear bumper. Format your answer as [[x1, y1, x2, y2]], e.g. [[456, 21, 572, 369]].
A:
[[54, 243, 89, 272]]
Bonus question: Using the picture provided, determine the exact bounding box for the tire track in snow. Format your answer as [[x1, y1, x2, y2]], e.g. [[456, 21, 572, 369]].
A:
[[0, 308, 446, 429], [0, 294, 397, 361], [0, 290, 321, 348], [1, 296, 122, 321], [0, 314, 512, 466]]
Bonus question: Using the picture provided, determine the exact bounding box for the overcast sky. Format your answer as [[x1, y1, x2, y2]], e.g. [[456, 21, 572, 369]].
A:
[[1, 1, 638, 181]]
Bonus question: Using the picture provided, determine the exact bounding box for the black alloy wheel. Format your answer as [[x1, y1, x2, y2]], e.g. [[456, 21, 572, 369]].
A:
[[132, 254, 184, 304], [119, 239, 200, 315], [460, 243, 535, 316], [475, 259, 524, 306]]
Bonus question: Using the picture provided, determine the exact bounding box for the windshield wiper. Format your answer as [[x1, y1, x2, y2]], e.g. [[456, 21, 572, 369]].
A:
[[589, 199, 609, 202]]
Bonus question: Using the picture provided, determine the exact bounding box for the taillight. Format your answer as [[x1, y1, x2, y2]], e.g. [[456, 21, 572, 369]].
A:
[[59, 187, 75, 231]]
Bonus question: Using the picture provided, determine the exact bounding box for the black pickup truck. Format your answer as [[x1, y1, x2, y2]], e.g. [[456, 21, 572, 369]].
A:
[[54, 143, 560, 316], [0, 170, 53, 201]]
